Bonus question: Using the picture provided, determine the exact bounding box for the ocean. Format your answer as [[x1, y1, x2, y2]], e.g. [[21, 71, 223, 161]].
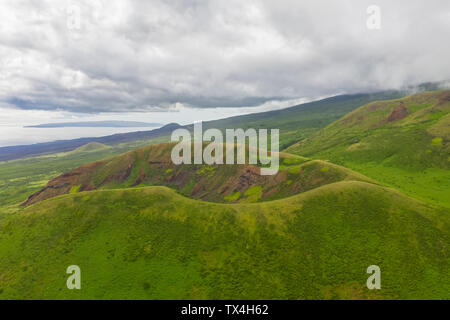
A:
[[0, 125, 161, 147]]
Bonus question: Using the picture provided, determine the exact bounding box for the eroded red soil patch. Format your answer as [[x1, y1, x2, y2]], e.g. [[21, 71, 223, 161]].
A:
[[21, 161, 103, 206], [387, 103, 408, 122]]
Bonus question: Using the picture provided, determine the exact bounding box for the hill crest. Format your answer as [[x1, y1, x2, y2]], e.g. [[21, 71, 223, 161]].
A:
[[22, 143, 374, 206]]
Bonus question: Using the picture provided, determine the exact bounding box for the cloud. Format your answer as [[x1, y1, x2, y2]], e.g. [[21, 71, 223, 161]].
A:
[[0, 0, 449, 113]]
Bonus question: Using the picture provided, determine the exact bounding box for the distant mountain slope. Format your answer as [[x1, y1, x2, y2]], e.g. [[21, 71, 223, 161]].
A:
[[2, 87, 449, 300], [68, 142, 110, 153], [0, 123, 181, 161], [199, 91, 403, 149], [0, 91, 402, 161], [1, 182, 448, 299], [22, 143, 374, 206], [286, 90, 450, 207]]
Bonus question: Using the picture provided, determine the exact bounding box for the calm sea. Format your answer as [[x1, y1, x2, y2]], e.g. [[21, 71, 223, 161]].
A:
[[0, 125, 161, 147]]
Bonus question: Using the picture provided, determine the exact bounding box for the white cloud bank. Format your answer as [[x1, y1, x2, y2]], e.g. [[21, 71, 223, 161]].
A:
[[0, 0, 449, 114]]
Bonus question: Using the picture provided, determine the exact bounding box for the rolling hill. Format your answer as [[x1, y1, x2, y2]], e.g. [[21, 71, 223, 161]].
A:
[[0, 123, 182, 161], [22, 143, 374, 206], [0, 91, 402, 161], [286, 90, 450, 207], [25, 121, 162, 128], [196, 91, 403, 149], [68, 142, 110, 154], [0, 89, 449, 300], [1, 182, 448, 299]]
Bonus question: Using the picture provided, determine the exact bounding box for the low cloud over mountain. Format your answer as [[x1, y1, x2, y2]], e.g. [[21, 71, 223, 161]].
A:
[[1, 0, 450, 113]]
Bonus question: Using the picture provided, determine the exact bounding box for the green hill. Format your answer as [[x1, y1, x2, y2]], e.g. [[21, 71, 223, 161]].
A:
[[22, 143, 374, 206], [1, 89, 449, 300], [69, 142, 110, 154], [201, 91, 403, 150], [0, 91, 403, 162], [286, 90, 450, 207], [1, 182, 448, 299]]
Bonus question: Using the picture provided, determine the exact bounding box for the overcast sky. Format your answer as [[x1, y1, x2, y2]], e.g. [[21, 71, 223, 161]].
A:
[[1, 0, 450, 124]]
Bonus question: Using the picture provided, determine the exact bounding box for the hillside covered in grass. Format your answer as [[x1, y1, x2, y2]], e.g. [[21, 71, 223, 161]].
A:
[[0, 91, 401, 208], [286, 90, 450, 207], [1, 89, 449, 300], [200, 91, 403, 150], [22, 143, 374, 206], [0, 137, 169, 208], [0, 91, 402, 162], [1, 182, 448, 299]]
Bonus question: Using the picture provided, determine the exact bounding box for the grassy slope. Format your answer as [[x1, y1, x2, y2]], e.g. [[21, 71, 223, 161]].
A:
[[0, 92, 399, 210], [68, 142, 110, 153], [286, 90, 450, 207], [0, 137, 168, 207], [22, 143, 375, 206], [0, 182, 448, 299], [202, 91, 403, 150]]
